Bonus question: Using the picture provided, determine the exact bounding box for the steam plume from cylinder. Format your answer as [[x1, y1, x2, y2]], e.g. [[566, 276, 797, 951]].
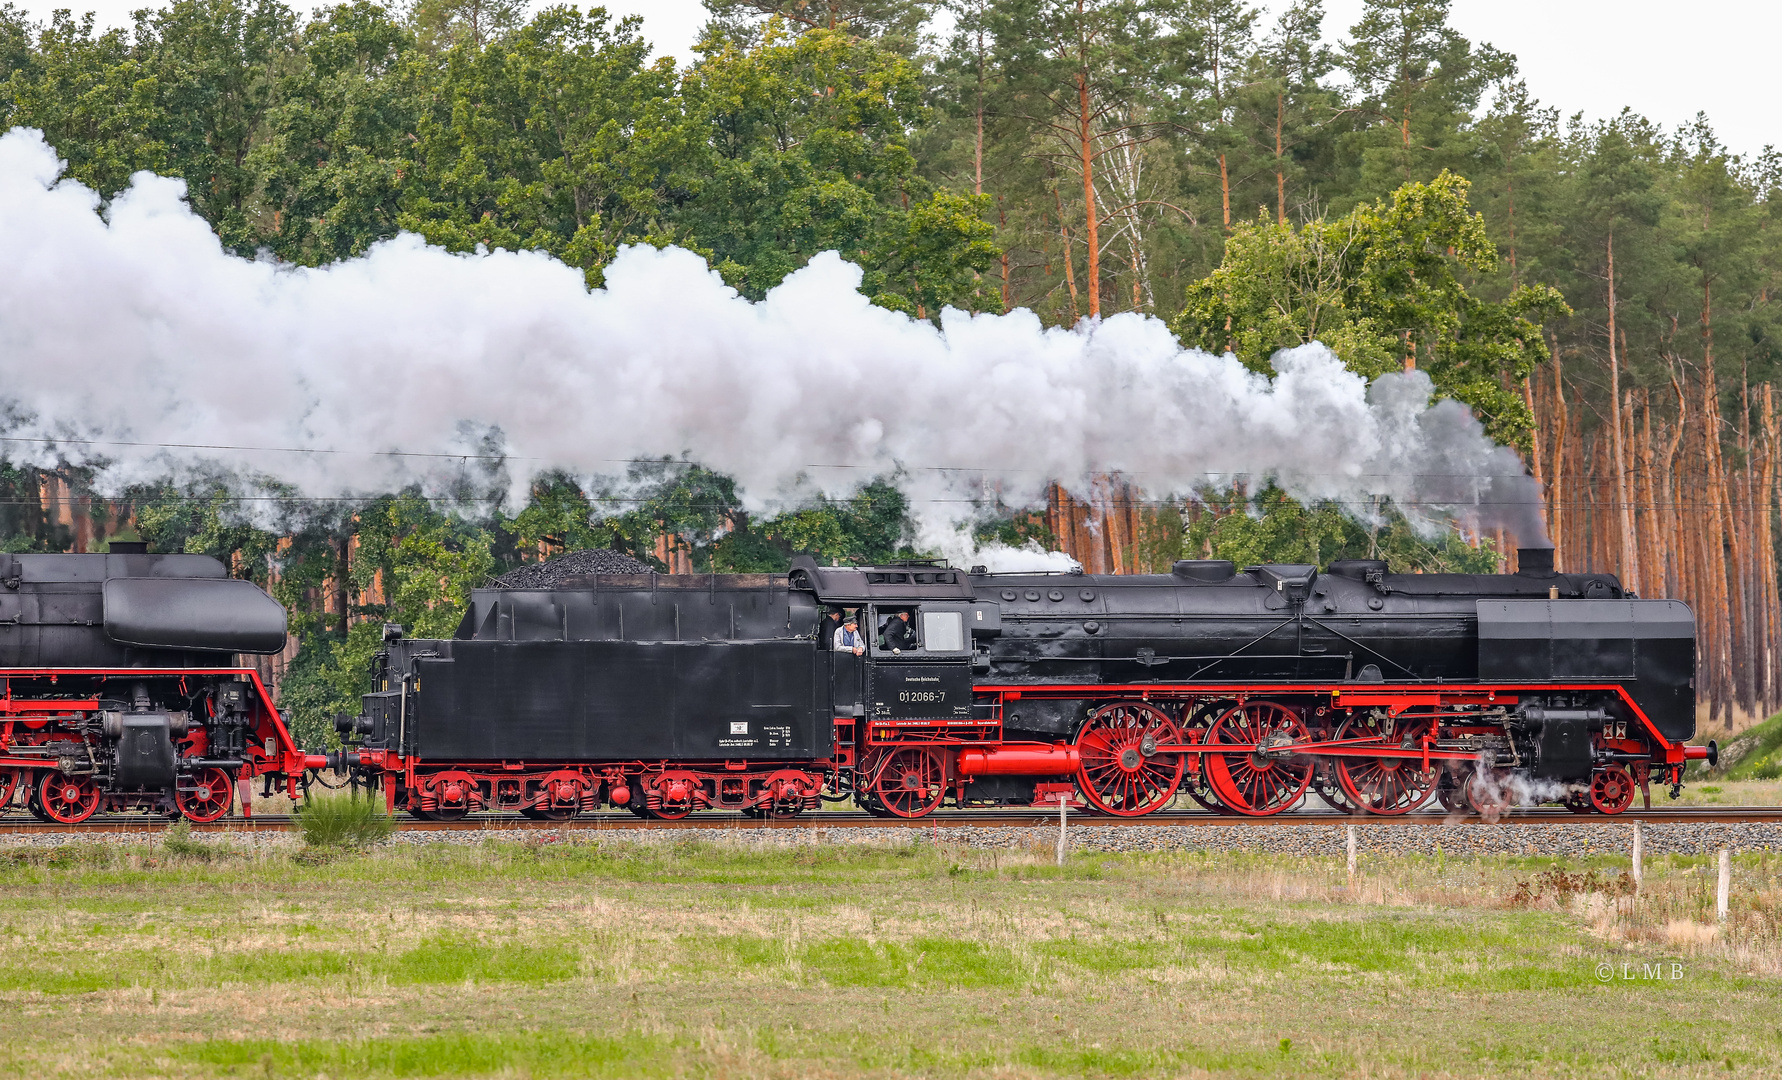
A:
[[0, 128, 1547, 565]]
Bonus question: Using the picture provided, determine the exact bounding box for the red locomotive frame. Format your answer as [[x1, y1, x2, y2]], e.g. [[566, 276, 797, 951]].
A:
[[0, 668, 323, 823], [337, 678, 1707, 823]]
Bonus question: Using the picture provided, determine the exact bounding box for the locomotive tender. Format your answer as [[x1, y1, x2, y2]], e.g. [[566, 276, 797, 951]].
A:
[[0, 545, 323, 822], [334, 546, 1713, 820]]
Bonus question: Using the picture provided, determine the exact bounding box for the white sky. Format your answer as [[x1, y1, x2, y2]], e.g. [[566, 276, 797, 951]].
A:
[[16, 0, 1779, 156]]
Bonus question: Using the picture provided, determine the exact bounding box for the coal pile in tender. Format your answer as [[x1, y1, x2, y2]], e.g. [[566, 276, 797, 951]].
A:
[[490, 548, 653, 588]]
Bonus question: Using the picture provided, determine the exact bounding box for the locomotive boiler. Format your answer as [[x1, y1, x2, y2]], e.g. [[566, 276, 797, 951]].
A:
[[0, 545, 324, 822], [334, 547, 1710, 820]]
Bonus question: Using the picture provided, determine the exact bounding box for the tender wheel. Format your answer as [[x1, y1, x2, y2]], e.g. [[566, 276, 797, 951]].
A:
[[1202, 701, 1313, 817], [428, 805, 469, 822], [1073, 701, 1185, 817], [38, 772, 101, 824], [870, 748, 944, 818], [176, 767, 233, 823], [1590, 765, 1636, 815]]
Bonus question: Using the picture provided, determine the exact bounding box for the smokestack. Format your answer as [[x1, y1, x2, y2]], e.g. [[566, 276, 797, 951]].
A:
[[1517, 547, 1555, 577]]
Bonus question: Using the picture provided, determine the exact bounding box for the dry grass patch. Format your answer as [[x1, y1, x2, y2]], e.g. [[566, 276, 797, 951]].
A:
[[0, 837, 1777, 1078]]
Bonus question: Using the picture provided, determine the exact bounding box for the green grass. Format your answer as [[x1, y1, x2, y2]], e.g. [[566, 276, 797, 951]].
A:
[[293, 790, 398, 847], [1714, 709, 1782, 779], [0, 838, 1779, 1078]]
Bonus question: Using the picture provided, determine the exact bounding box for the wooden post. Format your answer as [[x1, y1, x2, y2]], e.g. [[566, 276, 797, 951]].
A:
[[1631, 822, 1643, 890], [1717, 848, 1730, 921], [1346, 824, 1357, 880], [1056, 792, 1068, 867]]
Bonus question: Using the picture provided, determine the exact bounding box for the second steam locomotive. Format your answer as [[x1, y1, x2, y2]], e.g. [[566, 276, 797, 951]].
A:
[[332, 546, 1711, 820]]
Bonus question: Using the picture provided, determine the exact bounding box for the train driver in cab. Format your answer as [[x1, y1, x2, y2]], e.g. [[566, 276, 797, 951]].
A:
[[881, 609, 917, 653], [834, 614, 866, 656]]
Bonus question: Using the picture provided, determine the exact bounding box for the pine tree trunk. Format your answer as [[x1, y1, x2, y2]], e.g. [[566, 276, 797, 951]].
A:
[[1054, 185, 1079, 322], [1549, 339, 1568, 568], [1274, 93, 1286, 225], [1077, 72, 1100, 318], [1607, 234, 1639, 589], [1219, 153, 1231, 231]]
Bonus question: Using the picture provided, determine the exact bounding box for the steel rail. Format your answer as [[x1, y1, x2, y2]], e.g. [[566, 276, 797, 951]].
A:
[[2, 806, 1780, 833]]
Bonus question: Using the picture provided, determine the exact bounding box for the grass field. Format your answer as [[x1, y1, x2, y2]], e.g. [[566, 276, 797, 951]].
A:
[[2, 835, 1781, 1079]]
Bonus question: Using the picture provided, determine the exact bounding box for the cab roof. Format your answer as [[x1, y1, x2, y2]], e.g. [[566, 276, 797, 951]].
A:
[[787, 556, 976, 603]]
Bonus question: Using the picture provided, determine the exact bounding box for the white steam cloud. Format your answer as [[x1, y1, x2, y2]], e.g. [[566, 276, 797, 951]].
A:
[[0, 129, 1545, 566]]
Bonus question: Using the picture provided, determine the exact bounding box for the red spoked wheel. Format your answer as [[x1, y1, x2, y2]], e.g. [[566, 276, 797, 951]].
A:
[[176, 767, 233, 823], [1590, 765, 1636, 815], [1336, 756, 1437, 815], [1202, 701, 1314, 817], [870, 748, 944, 818], [0, 770, 16, 812], [38, 772, 101, 824], [1073, 701, 1185, 817]]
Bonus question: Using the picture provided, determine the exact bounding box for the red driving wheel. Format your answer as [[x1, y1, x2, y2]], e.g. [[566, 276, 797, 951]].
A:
[[870, 748, 944, 818], [1073, 701, 1185, 816], [1202, 701, 1314, 816], [38, 771, 101, 824], [177, 767, 234, 823], [1590, 765, 1636, 815], [1336, 755, 1437, 815]]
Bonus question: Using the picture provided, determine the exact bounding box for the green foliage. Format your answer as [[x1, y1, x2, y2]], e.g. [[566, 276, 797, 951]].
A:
[[159, 819, 214, 860], [396, 6, 689, 287], [683, 25, 998, 313], [1174, 172, 1568, 447], [293, 791, 395, 847], [1187, 484, 1502, 573], [1711, 710, 1782, 780]]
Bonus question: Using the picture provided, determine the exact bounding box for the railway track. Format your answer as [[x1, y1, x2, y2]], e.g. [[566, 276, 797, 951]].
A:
[[2, 806, 1780, 833]]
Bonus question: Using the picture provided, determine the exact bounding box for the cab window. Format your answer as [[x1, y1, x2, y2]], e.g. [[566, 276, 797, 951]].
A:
[[877, 608, 919, 651], [920, 610, 965, 653]]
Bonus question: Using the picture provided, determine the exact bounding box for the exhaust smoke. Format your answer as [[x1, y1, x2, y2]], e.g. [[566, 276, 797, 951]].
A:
[[0, 128, 1547, 565]]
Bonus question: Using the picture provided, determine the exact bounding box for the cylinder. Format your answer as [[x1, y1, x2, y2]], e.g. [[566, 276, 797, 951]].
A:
[[956, 745, 1079, 777]]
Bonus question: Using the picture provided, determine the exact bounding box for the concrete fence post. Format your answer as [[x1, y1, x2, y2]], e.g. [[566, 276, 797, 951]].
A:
[[1717, 848, 1730, 921]]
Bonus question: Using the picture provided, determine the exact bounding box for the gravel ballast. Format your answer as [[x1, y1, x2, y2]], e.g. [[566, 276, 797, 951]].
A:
[[5, 821, 1779, 857]]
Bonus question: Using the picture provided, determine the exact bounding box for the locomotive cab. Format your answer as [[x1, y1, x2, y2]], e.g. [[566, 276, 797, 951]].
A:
[[786, 559, 980, 728]]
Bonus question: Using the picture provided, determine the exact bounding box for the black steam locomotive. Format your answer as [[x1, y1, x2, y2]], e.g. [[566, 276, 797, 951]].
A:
[[0, 546, 321, 822], [334, 546, 1709, 820]]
